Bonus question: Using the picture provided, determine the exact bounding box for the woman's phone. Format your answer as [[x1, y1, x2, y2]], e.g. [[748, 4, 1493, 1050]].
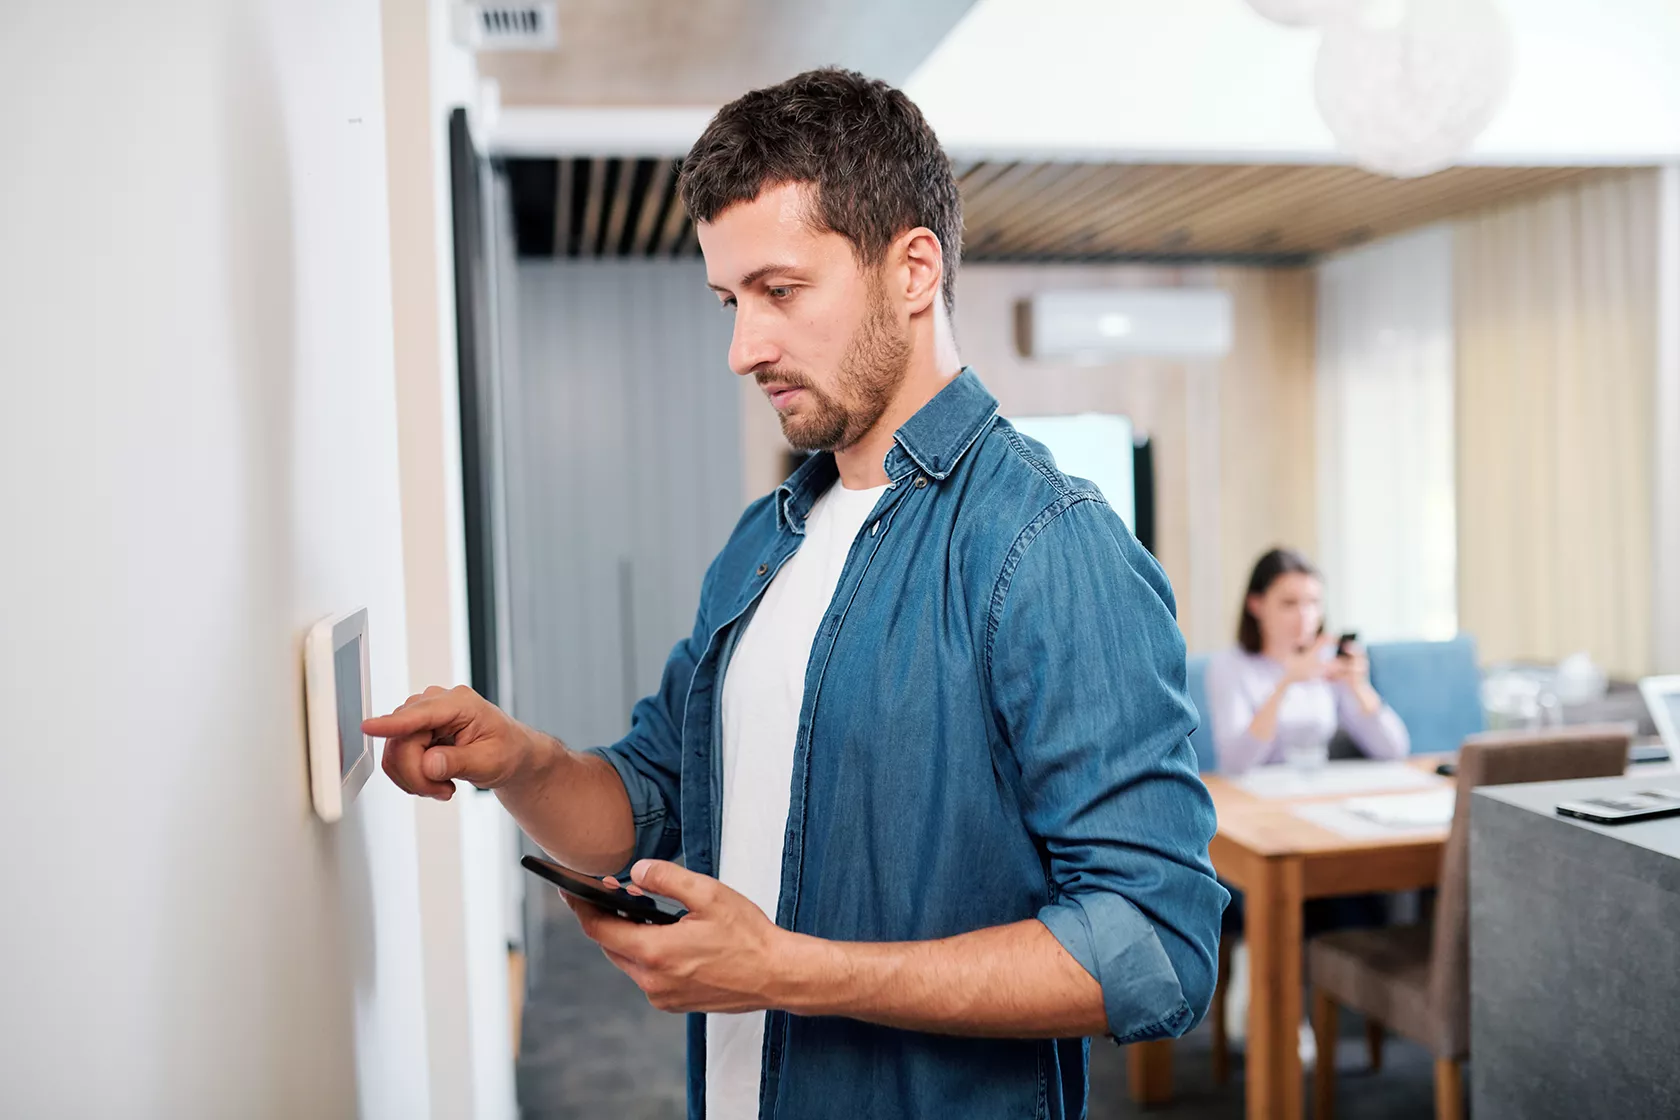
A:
[[1336, 631, 1359, 658], [520, 855, 688, 925]]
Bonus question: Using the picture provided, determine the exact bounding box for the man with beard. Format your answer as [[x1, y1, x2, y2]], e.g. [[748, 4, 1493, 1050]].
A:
[[367, 69, 1224, 1120]]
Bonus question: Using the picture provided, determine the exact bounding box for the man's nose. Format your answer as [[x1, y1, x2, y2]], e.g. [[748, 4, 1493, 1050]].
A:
[[728, 312, 780, 376]]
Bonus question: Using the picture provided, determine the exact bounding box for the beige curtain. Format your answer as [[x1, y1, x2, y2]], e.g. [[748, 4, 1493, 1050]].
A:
[[1456, 170, 1658, 679]]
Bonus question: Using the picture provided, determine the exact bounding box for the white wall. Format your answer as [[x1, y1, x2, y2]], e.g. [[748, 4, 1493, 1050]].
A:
[[907, 0, 1680, 163], [1315, 226, 1459, 642], [0, 1, 429, 1117], [380, 0, 518, 1116]]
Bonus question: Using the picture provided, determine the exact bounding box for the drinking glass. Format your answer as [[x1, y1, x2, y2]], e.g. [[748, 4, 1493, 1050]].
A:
[[1280, 723, 1329, 773]]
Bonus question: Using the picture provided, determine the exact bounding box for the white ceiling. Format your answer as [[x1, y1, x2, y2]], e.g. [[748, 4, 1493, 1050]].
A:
[[904, 0, 1680, 163], [476, 0, 978, 106], [482, 0, 1680, 165]]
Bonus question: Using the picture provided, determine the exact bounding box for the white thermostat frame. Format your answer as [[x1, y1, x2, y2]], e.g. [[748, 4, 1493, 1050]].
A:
[[304, 608, 375, 823]]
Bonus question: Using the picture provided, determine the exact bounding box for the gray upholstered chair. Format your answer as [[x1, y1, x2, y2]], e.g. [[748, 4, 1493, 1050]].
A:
[[1307, 724, 1633, 1120]]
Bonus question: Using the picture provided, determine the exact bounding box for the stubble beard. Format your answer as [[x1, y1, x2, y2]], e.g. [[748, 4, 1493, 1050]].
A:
[[768, 282, 912, 453]]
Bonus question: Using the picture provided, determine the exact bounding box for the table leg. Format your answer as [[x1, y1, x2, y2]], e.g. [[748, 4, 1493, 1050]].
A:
[[1126, 1039, 1174, 1105], [1245, 856, 1304, 1120]]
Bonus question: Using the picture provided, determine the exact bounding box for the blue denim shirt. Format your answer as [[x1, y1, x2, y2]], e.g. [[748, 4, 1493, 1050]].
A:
[[592, 369, 1226, 1120]]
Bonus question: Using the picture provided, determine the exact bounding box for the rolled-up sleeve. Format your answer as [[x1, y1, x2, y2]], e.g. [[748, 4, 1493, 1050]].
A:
[[988, 497, 1227, 1041]]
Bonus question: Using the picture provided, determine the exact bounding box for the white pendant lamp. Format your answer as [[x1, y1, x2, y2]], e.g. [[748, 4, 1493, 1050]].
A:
[[1243, 0, 1355, 28], [1314, 0, 1513, 177]]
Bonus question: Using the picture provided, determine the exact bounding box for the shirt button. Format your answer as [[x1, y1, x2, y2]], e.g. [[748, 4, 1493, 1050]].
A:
[[756, 563, 769, 576], [914, 476, 928, 489]]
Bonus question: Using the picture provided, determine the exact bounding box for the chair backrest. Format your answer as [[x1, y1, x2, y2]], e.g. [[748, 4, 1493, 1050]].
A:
[[1367, 635, 1486, 754], [1184, 653, 1217, 773], [1428, 723, 1633, 1056]]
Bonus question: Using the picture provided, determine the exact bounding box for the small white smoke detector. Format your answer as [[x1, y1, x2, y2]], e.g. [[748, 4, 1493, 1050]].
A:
[[452, 2, 559, 51]]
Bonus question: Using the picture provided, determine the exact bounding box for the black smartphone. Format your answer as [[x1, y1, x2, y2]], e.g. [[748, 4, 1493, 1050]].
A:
[[520, 855, 688, 925], [1555, 788, 1680, 826], [1336, 631, 1359, 658]]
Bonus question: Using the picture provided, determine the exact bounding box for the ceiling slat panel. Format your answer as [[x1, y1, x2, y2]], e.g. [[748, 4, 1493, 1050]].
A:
[[961, 164, 1085, 243], [579, 158, 608, 256], [670, 216, 697, 257], [508, 156, 1632, 263], [1290, 168, 1599, 250], [1269, 168, 1509, 252], [979, 164, 1128, 242], [603, 158, 635, 254], [1157, 166, 1374, 254], [633, 160, 678, 256], [1017, 166, 1220, 255], [1080, 165, 1297, 254], [963, 163, 1045, 215], [655, 175, 690, 255], [552, 158, 575, 257], [957, 161, 1021, 202], [988, 164, 1161, 253]]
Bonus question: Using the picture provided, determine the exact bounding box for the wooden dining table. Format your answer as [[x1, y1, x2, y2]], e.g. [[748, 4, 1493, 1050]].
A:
[[1126, 758, 1453, 1120]]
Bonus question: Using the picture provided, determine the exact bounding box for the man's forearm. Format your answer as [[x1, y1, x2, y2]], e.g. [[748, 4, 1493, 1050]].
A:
[[769, 919, 1108, 1038], [496, 733, 637, 876]]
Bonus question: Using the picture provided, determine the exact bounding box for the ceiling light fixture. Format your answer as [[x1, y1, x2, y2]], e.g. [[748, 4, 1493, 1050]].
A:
[[1242, 0, 1355, 28], [1246, 0, 1514, 178]]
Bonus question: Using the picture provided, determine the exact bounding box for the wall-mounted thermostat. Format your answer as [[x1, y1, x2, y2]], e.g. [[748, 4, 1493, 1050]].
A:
[[305, 608, 375, 823]]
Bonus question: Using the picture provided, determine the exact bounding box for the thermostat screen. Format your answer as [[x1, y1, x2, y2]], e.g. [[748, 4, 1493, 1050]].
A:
[[334, 636, 366, 778]]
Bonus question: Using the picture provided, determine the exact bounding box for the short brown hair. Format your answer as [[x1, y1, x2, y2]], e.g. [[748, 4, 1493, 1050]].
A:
[[678, 68, 963, 314]]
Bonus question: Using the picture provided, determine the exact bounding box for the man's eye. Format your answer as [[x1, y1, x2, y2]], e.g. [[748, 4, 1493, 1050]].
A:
[[768, 286, 794, 300], [719, 297, 737, 310]]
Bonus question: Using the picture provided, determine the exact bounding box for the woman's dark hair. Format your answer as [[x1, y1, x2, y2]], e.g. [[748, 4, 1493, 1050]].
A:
[[1237, 547, 1321, 654], [678, 68, 963, 315]]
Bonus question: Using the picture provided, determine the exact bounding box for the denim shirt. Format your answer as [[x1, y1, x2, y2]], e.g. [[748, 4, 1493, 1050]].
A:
[[591, 368, 1226, 1120]]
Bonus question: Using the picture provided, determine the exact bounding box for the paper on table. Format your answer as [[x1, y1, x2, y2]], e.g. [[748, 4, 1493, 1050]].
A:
[[1342, 789, 1457, 829], [1290, 798, 1450, 840], [1233, 759, 1441, 800]]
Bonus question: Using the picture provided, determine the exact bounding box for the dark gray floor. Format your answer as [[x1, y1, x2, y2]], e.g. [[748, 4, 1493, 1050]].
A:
[[519, 889, 1442, 1119], [518, 886, 688, 1119]]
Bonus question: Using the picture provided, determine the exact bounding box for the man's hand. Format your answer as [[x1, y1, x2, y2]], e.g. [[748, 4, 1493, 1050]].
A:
[[567, 860, 788, 1014], [363, 685, 538, 801], [569, 860, 1109, 1037]]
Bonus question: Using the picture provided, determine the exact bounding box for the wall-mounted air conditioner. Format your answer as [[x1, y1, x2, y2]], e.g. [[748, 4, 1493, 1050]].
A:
[[1015, 288, 1233, 362]]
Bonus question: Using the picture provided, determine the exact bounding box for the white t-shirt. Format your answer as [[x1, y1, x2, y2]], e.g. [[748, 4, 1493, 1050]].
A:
[[706, 479, 887, 1120]]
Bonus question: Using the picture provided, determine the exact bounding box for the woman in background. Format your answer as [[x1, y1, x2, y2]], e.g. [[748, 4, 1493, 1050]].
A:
[[1207, 547, 1409, 773], [1207, 547, 1410, 1064]]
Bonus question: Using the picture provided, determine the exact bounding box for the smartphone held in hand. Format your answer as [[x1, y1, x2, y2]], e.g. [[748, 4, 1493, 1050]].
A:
[[521, 855, 688, 925]]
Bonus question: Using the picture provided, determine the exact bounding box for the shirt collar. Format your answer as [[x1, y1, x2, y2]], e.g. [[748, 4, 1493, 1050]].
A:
[[775, 368, 998, 534]]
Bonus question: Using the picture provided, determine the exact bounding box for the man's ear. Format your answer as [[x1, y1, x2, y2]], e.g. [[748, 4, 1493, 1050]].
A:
[[896, 227, 944, 315]]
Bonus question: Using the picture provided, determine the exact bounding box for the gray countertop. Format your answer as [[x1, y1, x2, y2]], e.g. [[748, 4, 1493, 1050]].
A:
[[1470, 773, 1680, 1118], [1475, 773, 1680, 863]]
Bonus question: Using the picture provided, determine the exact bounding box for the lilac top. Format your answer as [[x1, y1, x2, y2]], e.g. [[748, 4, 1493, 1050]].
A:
[[1204, 647, 1410, 774]]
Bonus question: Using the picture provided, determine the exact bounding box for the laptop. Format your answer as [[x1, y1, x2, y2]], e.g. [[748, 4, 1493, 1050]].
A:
[[1636, 675, 1680, 764]]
